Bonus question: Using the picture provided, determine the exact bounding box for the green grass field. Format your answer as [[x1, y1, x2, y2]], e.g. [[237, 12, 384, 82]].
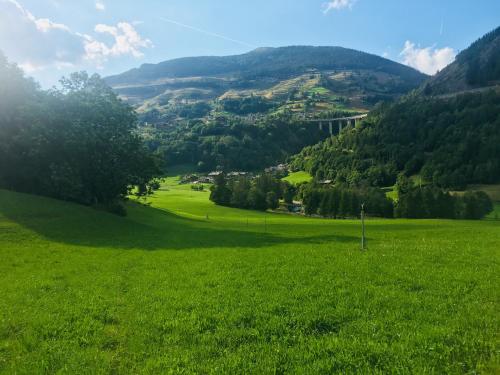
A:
[[282, 171, 312, 185], [0, 175, 499, 373]]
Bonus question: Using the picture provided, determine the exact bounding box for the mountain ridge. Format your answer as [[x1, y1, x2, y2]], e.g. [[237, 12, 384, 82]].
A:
[[106, 45, 427, 86], [105, 45, 428, 120], [423, 26, 500, 95]]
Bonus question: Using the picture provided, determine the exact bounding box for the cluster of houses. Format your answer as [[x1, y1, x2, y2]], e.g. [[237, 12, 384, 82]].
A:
[[226, 171, 250, 178], [238, 113, 266, 124], [179, 165, 307, 215], [180, 174, 212, 185], [181, 164, 291, 185], [264, 163, 289, 174], [180, 171, 251, 185]]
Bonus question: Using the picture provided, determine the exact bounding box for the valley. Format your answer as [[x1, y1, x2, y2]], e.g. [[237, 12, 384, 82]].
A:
[[0, 4, 499, 372]]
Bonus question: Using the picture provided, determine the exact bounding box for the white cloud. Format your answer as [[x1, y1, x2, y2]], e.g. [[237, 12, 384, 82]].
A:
[[0, 0, 152, 74], [323, 0, 356, 13], [86, 22, 153, 64], [0, 0, 85, 73], [400, 40, 456, 75], [95, 1, 105, 11]]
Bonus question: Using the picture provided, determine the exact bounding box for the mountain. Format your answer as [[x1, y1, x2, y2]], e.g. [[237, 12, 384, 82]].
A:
[[105, 46, 427, 122], [423, 26, 500, 95], [290, 27, 500, 189], [107, 46, 425, 86]]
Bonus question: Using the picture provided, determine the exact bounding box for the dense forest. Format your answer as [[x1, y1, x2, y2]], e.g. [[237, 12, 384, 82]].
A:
[[300, 181, 492, 220], [0, 54, 161, 214], [291, 89, 500, 189], [462, 26, 500, 86], [209, 173, 493, 220], [219, 96, 275, 115], [423, 26, 500, 95], [143, 114, 328, 172], [298, 184, 394, 218], [392, 174, 493, 219], [210, 173, 295, 211]]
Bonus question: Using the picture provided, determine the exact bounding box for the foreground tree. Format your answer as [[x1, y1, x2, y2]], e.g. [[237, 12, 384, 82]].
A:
[[0, 56, 161, 214], [209, 173, 231, 206]]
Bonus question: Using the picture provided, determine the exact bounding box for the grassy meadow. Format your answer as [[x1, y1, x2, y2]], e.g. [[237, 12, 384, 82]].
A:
[[282, 171, 312, 185], [0, 175, 499, 373]]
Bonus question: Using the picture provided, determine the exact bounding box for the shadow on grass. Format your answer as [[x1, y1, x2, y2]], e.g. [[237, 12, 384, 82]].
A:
[[0, 190, 358, 251]]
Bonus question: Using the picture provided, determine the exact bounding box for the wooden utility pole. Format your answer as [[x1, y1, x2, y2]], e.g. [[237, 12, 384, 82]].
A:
[[361, 203, 366, 251]]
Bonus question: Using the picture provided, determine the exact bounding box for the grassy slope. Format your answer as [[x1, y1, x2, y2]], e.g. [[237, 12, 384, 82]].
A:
[[282, 171, 313, 185], [0, 177, 499, 373]]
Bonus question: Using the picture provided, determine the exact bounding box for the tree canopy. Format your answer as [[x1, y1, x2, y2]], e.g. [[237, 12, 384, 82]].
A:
[[144, 114, 327, 172], [0, 55, 161, 214], [210, 173, 289, 211]]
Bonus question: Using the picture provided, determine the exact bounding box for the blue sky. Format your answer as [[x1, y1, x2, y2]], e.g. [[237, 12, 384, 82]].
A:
[[1, 0, 499, 87]]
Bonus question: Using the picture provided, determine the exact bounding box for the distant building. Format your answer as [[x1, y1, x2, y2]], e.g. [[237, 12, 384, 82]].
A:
[[208, 171, 223, 177], [319, 180, 333, 185], [265, 163, 289, 174], [180, 174, 199, 184], [198, 177, 212, 184], [227, 171, 248, 178]]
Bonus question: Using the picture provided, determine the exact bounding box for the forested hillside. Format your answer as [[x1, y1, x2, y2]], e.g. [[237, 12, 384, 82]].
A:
[[423, 26, 500, 95], [291, 27, 500, 190], [143, 113, 330, 172], [291, 89, 500, 189]]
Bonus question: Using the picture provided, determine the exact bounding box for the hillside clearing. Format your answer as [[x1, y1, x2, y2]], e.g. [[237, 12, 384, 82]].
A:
[[282, 171, 313, 184]]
